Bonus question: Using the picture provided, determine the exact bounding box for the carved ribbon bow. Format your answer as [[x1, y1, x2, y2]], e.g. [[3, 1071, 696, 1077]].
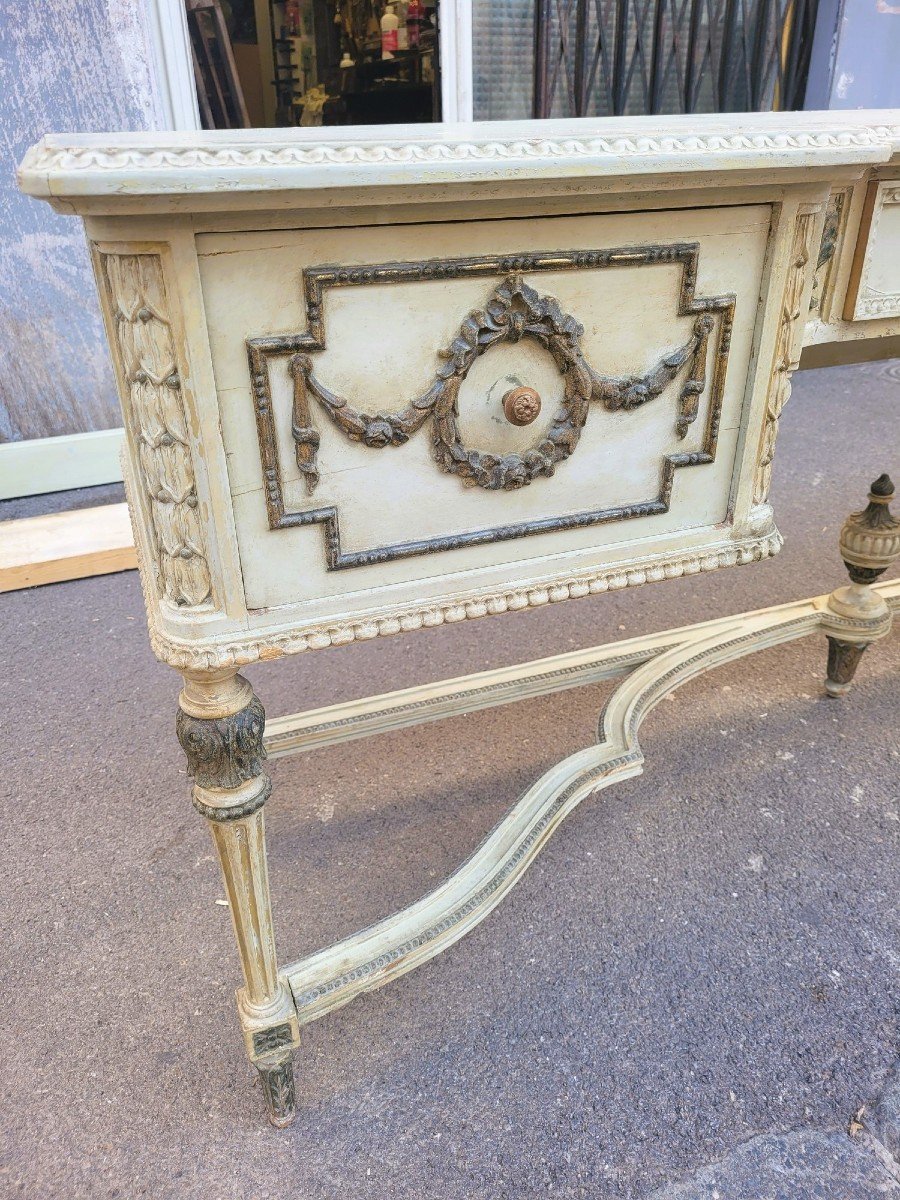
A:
[[289, 274, 715, 494]]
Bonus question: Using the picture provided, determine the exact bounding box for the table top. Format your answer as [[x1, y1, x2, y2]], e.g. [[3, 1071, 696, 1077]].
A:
[[19, 111, 900, 213]]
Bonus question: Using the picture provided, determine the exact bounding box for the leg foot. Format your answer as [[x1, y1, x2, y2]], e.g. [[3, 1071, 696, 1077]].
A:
[[257, 1052, 297, 1128], [825, 636, 868, 698]]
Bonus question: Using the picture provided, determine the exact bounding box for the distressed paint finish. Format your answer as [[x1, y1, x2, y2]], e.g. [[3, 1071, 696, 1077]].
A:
[[16, 115, 900, 1129], [822, 475, 899, 699], [0, 0, 161, 442], [177, 672, 300, 1127], [100, 253, 213, 608]]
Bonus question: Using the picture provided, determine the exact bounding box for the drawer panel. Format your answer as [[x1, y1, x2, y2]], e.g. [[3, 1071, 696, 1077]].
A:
[[197, 207, 771, 622], [844, 180, 900, 322]]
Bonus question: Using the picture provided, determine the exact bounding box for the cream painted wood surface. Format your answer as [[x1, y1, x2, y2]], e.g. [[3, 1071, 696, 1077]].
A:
[[17, 111, 899, 209], [198, 206, 767, 618], [17, 112, 899, 670], [844, 180, 900, 322], [16, 113, 900, 1128], [805, 169, 900, 348]]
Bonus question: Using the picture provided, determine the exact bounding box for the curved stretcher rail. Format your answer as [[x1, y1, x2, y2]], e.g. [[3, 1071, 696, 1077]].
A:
[[282, 581, 899, 1026]]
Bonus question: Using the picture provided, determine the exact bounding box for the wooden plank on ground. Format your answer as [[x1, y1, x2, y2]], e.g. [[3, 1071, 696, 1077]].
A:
[[0, 503, 137, 593]]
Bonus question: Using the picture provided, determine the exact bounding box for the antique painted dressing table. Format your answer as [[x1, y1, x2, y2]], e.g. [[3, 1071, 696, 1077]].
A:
[[18, 111, 900, 1126]]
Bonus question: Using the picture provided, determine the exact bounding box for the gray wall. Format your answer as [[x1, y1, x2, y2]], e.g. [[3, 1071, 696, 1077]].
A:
[[0, 0, 163, 442]]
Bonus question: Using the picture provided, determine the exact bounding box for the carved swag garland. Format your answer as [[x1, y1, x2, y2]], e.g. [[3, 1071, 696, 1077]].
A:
[[289, 274, 715, 494]]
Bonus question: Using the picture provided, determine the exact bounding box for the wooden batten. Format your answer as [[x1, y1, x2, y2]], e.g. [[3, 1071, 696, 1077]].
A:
[[0, 503, 136, 593]]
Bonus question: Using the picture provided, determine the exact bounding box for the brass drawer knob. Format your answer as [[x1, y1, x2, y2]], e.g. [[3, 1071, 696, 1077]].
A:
[[503, 386, 542, 426]]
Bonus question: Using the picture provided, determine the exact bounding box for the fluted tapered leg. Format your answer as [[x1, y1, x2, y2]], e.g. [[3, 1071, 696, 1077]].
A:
[[177, 669, 300, 1127]]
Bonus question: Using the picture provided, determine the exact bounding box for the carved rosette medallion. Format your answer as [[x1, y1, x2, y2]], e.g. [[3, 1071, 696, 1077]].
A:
[[101, 253, 212, 607]]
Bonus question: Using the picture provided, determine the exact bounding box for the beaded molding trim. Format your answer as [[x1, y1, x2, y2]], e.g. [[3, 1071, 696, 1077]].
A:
[[147, 529, 783, 669]]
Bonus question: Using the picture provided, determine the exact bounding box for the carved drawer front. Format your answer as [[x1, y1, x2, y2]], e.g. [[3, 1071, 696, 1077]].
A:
[[197, 207, 771, 627], [844, 180, 900, 322]]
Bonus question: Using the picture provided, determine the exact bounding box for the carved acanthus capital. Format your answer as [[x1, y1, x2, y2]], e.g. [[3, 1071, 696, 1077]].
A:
[[176, 688, 268, 793]]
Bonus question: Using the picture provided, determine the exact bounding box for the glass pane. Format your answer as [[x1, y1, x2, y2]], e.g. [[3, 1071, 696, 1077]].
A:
[[473, 0, 535, 120], [472, 0, 822, 121], [193, 0, 443, 129]]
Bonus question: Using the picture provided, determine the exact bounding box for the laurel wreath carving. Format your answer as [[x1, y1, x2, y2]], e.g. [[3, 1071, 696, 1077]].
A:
[[289, 274, 714, 494]]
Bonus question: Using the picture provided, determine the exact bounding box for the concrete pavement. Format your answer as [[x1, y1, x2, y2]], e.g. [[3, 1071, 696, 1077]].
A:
[[1, 359, 898, 1198]]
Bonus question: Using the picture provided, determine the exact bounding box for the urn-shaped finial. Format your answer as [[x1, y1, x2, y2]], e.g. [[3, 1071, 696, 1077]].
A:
[[838, 474, 900, 585]]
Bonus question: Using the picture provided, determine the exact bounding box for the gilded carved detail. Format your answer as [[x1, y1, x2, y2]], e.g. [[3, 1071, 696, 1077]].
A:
[[248, 244, 734, 570], [102, 253, 212, 607], [809, 190, 846, 317], [252, 1023, 295, 1057], [754, 211, 818, 506], [288, 274, 714, 494]]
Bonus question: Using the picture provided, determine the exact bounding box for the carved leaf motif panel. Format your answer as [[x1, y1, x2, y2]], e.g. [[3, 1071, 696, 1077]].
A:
[[102, 253, 213, 608], [754, 210, 818, 506]]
